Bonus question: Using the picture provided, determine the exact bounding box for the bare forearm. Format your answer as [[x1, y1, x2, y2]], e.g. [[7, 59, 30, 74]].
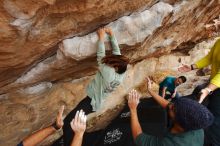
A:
[[109, 35, 121, 55], [162, 88, 166, 98], [172, 89, 177, 97], [207, 83, 218, 91], [23, 126, 56, 146], [130, 109, 143, 140], [71, 134, 84, 146], [148, 89, 169, 108]]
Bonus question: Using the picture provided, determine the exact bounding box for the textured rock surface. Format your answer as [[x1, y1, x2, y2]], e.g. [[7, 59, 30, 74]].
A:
[[61, 2, 173, 60], [0, 0, 220, 145], [1, 0, 220, 95], [0, 0, 158, 89]]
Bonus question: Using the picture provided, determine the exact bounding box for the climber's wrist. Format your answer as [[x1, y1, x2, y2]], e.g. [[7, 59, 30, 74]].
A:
[[191, 64, 197, 70], [51, 122, 61, 130]]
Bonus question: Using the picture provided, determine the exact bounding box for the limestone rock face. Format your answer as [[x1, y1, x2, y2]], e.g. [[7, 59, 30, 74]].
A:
[[0, 0, 158, 89], [1, 0, 220, 94], [0, 0, 220, 145], [61, 2, 173, 60]]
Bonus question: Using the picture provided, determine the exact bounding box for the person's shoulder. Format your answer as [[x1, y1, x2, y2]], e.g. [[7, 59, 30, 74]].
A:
[[135, 133, 154, 144], [164, 76, 171, 80], [186, 129, 204, 144], [165, 76, 176, 80], [161, 76, 173, 84], [184, 129, 204, 137], [213, 38, 220, 47], [192, 129, 204, 134], [100, 65, 115, 72], [100, 65, 117, 79], [164, 130, 204, 146], [216, 38, 220, 43]]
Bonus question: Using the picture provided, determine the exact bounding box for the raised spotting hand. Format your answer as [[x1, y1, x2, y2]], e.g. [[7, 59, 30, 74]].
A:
[[178, 64, 192, 73], [128, 89, 141, 111], [70, 110, 87, 136]]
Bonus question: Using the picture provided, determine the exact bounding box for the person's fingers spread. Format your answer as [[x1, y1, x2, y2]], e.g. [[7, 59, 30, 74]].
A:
[[130, 90, 134, 95], [135, 90, 138, 97], [131, 90, 134, 97], [132, 93, 135, 102], [133, 89, 136, 93], [128, 91, 131, 96], [135, 95, 139, 103], [70, 119, 74, 128], [80, 112, 85, 124], [134, 90, 137, 97], [80, 111, 85, 124], [136, 93, 139, 103], [81, 114, 86, 125], [58, 105, 65, 118], [83, 115, 87, 124], [147, 77, 150, 83], [76, 111, 79, 118], [78, 110, 83, 123], [75, 111, 80, 124], [129, 91, 132, 97], [130, 92, 133, 100], [128, 94, 131, 103], [133, 90, 136, 97]]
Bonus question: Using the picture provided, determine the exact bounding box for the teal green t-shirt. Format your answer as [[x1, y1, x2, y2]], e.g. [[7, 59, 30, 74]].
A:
[[159, 76, 176, 93], [135, 129, 204, 146], [86, 35, 125, 111]]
